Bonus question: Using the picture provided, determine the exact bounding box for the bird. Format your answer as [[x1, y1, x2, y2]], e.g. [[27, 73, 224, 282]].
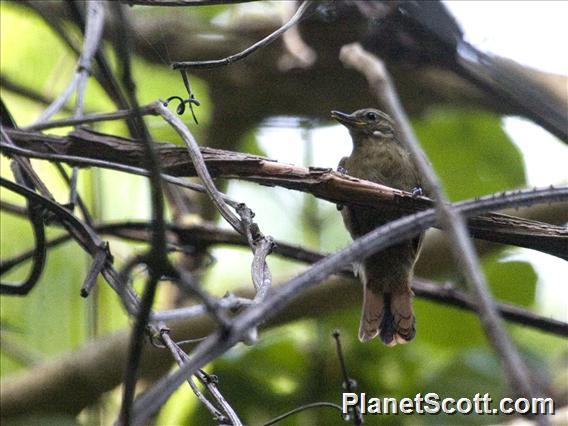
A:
[[331, 108, 424, 346]]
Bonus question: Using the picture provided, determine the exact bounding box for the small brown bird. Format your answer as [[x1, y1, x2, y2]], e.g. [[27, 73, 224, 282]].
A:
[[331, 108, 424, 346]]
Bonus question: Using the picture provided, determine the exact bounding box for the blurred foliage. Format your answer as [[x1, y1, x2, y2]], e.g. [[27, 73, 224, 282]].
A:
[[415, 109, 526, 201], [1, 3, 565, 426]]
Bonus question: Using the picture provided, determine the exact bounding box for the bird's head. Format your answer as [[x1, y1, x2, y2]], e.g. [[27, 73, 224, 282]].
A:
[[331, 108, 395, 139]]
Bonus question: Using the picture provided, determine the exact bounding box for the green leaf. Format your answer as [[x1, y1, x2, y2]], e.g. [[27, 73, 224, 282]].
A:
[[415, 109, 526, 201], [414, 256, 536, 349], [483, 256, 537, 307], [414, 298, 486, 348]]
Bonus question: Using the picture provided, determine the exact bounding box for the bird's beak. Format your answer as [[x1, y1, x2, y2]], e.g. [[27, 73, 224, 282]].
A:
[[330, 110, 364, 128]]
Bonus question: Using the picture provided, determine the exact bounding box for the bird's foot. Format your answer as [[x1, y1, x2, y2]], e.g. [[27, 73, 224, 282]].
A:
[[336, 165, 348, 209], [411, 186, 424, 198]]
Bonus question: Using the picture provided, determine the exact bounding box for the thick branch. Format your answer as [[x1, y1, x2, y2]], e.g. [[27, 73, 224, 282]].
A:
[[2, 197, 565, 286], [2, 127, 567, 259]]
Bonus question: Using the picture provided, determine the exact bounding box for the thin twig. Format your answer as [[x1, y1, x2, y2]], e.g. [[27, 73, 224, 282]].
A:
[[24, 105, 160, 131], [0, 177, 106, 273], [171, 1, 316, 70], [121, 274, 159, 425], [235, 203, 274, 304], [0, 176, 138, 308], [332, 330, 362, 425], [73, 1, 105, 120], [262, 402, 343, 426], [112, 3, 172, 423], [0, 166, 47, 295], [163, 326, 242, 424], [22, 2, 81, 55], [175, 268, 232, 329], [27, 0, 137, 134], [34, 1, 104, 124], [62, 0, 140, 136], [152, 294, 253, 324], [160, 329, 227, 422], [80, 243, 110, 297], [0, 200, 27, 216], [412, 278, 568, 336], [156, 102, 243, 233], [51, 162, 95, 227], [194, 369, 242, 426], [0, 74, 72, 111], [158, 101, 276, 342], [1, 119, 52, 294]]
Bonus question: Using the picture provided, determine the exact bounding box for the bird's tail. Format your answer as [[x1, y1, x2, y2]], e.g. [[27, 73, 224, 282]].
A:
[[359, 287, 416, 346]]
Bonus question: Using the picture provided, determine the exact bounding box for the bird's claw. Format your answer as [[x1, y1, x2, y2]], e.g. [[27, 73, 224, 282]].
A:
[[411, 186, 424, 198], [336, 165, 348, 210]]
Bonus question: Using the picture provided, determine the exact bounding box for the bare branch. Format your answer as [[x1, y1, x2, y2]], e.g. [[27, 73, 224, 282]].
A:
[[332, 330, 361, 425], [0, 169, 46, 295], [156, 102, 243, 233], [24, 104, 160, 131], [0, 176, 141, 306], [235, 203, 274, 304], [80, 244, 110, 298], [33, 1, 105, 124], [0, 200, 27, 216], [160, 329, 228, 423], [263, 402, 343, 426], [196, 368, 242, 426], [0, 73, 72, 111], [22, 0, 137, 133], [171, 1, 317, 70], [3, 127, 567, 259]]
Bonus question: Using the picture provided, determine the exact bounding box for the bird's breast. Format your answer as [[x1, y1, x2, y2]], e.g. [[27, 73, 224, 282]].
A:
[[344, 142, 419, 191]]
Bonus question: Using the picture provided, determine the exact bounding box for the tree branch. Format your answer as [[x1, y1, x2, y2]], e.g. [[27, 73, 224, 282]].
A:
[[2, 127, 567, 259]]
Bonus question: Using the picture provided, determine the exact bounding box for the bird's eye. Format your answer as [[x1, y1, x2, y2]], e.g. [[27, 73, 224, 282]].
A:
[[366, 112, 377, 121]]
